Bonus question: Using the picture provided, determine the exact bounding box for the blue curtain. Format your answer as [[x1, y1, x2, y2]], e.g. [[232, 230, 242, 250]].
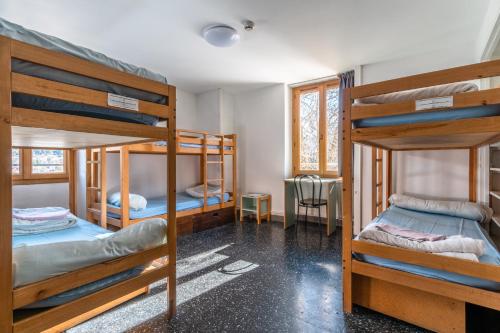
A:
[[337, 70, 355, 176]]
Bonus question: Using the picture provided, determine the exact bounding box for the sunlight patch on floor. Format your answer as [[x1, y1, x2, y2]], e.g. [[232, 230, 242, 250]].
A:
[[177, 260, 259, 306], [177, 244, 233, 278], [69, 245, 258, 333]]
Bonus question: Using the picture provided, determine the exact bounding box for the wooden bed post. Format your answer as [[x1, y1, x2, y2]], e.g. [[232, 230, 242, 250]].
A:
[[100, 147, 107, 228], [372, 148, 384, 218], [69, 149, 77, 215], [342, 88, 353, 313], [386, 150, 392, 207], [0, 36, 13, 333], [371, 147, 377, 219], [233, 134, 238, 221], [167, 86, 177, 318], [202, 133, 208, 211], [120, 146, 130, 227], [220, 135, 225, 209], [469, 147, 477, 202], [85, 149, 93, 222]]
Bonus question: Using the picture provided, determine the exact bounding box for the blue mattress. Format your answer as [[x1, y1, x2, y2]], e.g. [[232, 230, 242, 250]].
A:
[[108, 192, 231, 220], [354, 105, 500, 128], [355, 206, 500, 290], [13, 219, 144, 308], [12, 93, 159, 126]]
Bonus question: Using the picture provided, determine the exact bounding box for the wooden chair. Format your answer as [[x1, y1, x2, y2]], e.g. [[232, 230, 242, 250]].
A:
[[293, 174, 326, 239]]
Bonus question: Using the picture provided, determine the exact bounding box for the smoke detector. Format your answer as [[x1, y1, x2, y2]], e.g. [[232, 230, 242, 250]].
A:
[[243, 20, 255, 31]]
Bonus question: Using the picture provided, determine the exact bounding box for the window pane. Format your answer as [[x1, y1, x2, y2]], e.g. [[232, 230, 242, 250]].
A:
[[326, 87, 339, 172], [12, 149, 20, 175], [299, 90, 320, 170], [32, 149, 65, 174]]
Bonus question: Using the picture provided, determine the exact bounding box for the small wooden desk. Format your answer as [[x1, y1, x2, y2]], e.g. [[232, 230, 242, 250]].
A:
[[283, 178, 342, 236]]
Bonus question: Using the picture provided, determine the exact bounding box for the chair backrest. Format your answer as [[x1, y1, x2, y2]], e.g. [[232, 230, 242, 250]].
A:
[[293, 174, 323, 206]]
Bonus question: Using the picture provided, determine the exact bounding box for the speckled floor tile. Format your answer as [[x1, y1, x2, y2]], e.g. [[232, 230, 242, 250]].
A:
[[69, 221, 430, 333]]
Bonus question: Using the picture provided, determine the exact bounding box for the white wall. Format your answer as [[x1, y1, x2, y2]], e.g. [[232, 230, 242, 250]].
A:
[[234, 84, 287, 214], [196, 90, 221, 132], [13, 183, 68, 208]]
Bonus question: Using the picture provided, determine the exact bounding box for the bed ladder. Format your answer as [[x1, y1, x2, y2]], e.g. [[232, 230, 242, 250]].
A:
[[202, 133, 225, 211], [86, 148, 107, 228], [371, 148, 392, 219]]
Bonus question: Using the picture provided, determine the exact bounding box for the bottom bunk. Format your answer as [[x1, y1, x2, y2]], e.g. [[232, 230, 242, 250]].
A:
[[350, 195, 500, 332], [355, 205, 499, 290], [102, 192, 236, 234], [106, 192, 231, 220], [12, 207, 170, 332]]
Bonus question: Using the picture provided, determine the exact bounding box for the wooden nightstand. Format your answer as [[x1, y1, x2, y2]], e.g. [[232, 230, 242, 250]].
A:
[[240, 193, 272, 224]]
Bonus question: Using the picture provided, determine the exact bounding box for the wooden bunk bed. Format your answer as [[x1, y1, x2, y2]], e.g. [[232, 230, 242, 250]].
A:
[[342, 60, 500, 332], [0, 35, 177, 332], [85, 130, 237, 234]]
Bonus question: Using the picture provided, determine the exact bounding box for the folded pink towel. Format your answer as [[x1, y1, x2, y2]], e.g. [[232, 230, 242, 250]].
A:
[[375, 223, 446, 242], [13, 208, 70, 221]]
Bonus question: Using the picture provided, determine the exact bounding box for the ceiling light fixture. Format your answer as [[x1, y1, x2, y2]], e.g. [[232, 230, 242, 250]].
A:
[[202, 24, 240, 47]]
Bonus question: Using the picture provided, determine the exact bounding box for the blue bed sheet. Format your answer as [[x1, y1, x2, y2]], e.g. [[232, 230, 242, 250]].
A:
[[108, 192, 231, 220], [155, 142, 232, 150], [355, 206, 500, 290], [13, 219, 144, 308], [353, 105, 500, 128]]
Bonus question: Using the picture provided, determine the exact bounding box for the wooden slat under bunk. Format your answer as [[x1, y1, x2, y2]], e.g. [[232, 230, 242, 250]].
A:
[[0, 35, 177, 333], [342, 58, 500, 333], [87, 129, 237, 230]]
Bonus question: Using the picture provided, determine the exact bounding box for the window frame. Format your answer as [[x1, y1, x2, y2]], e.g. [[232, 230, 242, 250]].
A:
[[292, 79, 340, 178], [13, 148, 69, 185]]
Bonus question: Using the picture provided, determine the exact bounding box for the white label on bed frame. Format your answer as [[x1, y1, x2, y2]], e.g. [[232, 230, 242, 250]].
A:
[[107, 93, 139, 111], [415, 96, 453, 111]]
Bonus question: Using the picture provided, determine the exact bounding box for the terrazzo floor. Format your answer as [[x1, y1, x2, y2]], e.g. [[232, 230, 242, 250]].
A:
[[69, 220, 431, 333]]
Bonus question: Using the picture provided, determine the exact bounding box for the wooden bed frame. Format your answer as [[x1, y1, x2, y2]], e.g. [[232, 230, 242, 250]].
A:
[[342, 60, 500, 332], [0, 36, 177, 332], [84, 129, 237, 231]]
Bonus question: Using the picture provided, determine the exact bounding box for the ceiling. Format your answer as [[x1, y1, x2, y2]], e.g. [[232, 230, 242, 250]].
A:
[[0, 0, 493, 93]]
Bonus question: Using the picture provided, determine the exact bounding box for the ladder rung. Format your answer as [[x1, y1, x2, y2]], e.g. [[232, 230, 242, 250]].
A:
[[87, 187, 101, 191], [376, 159, 382, 162], [86, 160, 101, 164], [207, 179, 223, 182], [207, 161, 223, 164]]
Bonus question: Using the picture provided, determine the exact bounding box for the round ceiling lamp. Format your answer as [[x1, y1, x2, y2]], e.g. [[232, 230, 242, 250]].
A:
[[202, 24, 240, 47]]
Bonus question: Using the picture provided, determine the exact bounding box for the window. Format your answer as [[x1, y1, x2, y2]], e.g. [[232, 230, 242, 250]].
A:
[[292, 80, 339, 177], [12, 148, 21, 177], [13, 148, 69, 184]]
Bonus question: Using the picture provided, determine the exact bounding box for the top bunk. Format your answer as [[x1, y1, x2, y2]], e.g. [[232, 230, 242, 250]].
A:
[[346, 59, 500, 151], [105, 129, 237, 155], [0, 18, 175, 149]]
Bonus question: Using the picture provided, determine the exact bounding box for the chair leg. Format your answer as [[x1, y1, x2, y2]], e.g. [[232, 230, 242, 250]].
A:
[[295, 206, 299, 236], [304, 206, 308, 232], [317, 206, 322, 241]]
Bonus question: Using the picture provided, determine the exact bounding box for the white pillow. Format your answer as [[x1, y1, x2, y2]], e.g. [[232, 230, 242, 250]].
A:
[[389, 194, 493, 224], [186, 183, 222, 198], [107, 192, 148, 211]]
